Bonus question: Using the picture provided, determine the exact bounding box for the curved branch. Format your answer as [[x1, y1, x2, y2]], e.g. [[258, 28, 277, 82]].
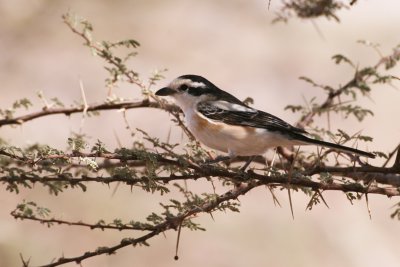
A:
[[0, 100, 178, 127], [31, 181, 258, 267], [36, 230, 161, 267]]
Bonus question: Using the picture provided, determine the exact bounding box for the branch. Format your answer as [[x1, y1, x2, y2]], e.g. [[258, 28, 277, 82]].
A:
[[18, 172, 400, 267], [36, 230, 160, 267], [1, 147, 400, 190], [296, 77, 356, 128], [62, 13, 145, 89], [2, 163, 399, 197], [4, 138, 398, 267], [10, 209, 158, 231], [308, 165, 400, 186], [394, 145, 400, 169], [296, 46, 400, 129], [0, 100, 177, 127], [30, 181, 258, 267], [0, 173, 202, 186]]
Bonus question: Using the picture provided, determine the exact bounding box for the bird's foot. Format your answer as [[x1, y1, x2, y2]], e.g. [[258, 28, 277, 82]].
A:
[[239, 156, 255, 172]]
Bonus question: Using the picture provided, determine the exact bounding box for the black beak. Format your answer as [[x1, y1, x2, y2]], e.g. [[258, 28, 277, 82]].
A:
[[155, 87, 176, 96]]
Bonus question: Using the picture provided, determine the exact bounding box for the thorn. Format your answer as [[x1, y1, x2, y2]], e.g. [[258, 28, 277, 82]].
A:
[[111, 182, 121, 197], [311, 20, 326, 41], [286, 147, 299, 220], [210, 179, 217, 195], [113, 130, 123, 148], [382, 143, 399, 168], [240, 156, 255, 171], [288, 187, 295, 220], [364, 180, 374, 219], [393, 144, 400, 168], [121, 109, 135, 136], [209, 212, 215, 221], [174, 220, 183, 261], [79, 79, 88, 133], [20, 253, 31, 267], [166, 126, 172, 144], [317, 190, 330, 209], [365, 193, 372, 220], [267, 186, 282, 207], [79, 79, 88, 115], [270, 148, 277, 168], [111, 130, 123, 197]]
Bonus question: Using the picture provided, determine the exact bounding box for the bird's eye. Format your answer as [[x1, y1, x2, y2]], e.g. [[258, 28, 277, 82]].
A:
[[180, 84, 189, 91]]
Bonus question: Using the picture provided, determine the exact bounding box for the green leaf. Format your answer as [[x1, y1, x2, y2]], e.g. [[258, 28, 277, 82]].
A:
[[331, 54, 354, 67]]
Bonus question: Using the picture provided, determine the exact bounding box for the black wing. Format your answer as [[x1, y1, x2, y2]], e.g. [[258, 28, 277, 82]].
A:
[[197, 101, 307, 135], [197, 101, 375, 158]]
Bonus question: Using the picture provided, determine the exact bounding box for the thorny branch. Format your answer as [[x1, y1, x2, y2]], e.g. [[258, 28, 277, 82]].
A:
[[2, 166, 399, 195], [2, 11, 400, 267], [3, 169, 399, 196], [1, 149, 400, 195], [7, 160, 400, 267], [19, 182, 257, 267]]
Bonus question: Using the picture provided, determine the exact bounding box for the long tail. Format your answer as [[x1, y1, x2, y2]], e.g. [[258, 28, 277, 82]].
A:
[[296, 135, 375, 158]]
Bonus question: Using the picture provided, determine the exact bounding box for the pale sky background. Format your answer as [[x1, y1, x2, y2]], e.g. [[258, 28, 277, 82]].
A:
[[1, 0, 400, 267]]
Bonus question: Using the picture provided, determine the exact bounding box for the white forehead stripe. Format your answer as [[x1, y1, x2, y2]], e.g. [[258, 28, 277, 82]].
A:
[[169, 79, 206, 89], [179, 79, 205, 88], [171, 79, 206, 87], [190, 81, 206, 88]]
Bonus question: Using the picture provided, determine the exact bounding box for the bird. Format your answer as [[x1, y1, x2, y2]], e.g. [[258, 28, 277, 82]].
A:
[[155, 74, 375, 165]]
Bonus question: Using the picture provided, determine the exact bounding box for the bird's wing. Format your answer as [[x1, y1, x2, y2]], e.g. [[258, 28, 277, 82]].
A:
[[197, 101, 307, 135]]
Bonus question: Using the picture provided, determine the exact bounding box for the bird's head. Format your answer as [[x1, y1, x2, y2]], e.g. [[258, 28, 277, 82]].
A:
[[156, 75, 216, 98], [156, 75, 243, 110]]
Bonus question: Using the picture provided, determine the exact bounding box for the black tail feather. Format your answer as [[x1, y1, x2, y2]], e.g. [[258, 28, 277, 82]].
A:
[[297, 135, 375, 159]]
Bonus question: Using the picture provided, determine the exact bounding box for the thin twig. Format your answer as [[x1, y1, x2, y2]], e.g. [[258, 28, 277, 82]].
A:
[[382, 143, 400, 168], [11, 210, 157, 231]]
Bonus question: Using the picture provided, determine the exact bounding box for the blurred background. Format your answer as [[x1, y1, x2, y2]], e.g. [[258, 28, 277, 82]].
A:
[[1, 0, 400, 266]]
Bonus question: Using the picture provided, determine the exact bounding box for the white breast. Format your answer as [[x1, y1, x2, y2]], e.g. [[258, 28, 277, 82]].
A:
[[184, 110, 297, 156]]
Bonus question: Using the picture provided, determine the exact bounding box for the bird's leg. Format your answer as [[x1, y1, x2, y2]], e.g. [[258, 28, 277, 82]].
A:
[[240, 156, 255, 171]]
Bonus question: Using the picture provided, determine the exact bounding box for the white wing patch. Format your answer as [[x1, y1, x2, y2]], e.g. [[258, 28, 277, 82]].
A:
[[209, 100, 256, 113]]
